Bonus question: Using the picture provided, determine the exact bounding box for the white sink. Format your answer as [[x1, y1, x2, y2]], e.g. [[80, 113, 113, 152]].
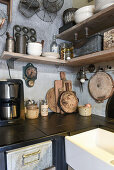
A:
[[65, 128, 114, 170]]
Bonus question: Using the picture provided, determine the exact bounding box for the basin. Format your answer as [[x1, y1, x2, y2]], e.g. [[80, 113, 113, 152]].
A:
[[65, 128, 114, 170]]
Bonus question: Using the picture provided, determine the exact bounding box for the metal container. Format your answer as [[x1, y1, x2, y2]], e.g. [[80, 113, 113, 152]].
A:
[[0, 81, 19, 99], [16, 35, 27, 54], [60, 43, 68, 60], [6, 36, 15, 52], [74, 33, 103, 57], [0, 103, 17, 120]]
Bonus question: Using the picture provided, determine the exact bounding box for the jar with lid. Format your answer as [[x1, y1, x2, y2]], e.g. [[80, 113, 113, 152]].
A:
[[66, 48, 71, 60], [69, 43, 74, 59], [25, 101, 39, 119], [41, 100, 48, 117], [60, 43, 68, 60]]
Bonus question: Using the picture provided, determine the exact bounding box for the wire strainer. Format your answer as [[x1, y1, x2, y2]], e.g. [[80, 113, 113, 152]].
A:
[[43, 0, 64, 13], [18, 0, 40, 18]]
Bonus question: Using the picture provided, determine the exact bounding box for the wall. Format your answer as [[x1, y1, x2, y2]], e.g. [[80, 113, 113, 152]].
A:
[[0, 0, 75, 105], [0, 0, 113, 117], [0, 0, 72, 54], [72, 0, 94, 8], [73, 61, 114, 117]]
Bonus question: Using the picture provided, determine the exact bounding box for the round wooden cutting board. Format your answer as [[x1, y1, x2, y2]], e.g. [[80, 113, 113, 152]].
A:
[[60, 91, 78, 113], [46, 88, 57, 112], [88, 71, 114, 102]]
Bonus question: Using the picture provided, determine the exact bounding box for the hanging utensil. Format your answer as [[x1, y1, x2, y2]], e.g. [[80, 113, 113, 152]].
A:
[[88, 71, 114, 103], [18, 0, 40, 18], [43, 0, 64, 13]]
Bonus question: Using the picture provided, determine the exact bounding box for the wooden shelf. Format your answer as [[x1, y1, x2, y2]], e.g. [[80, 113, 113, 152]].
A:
[[1, 51, 66, 65], [66, 48, 114, 67], [1, 49, 114, 67], [57, 5, 114, 42]]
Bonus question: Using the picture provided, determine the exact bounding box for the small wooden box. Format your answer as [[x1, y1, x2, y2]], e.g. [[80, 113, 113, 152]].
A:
[[104, 29, 114, 50]]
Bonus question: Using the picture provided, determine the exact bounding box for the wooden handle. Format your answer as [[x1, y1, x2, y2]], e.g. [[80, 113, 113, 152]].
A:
[[65, 83, 69, 91], [60, 72, 66, 81]]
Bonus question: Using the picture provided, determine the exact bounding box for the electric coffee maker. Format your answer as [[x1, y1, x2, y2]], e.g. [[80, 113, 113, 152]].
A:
[[0, 79, 24, 125]]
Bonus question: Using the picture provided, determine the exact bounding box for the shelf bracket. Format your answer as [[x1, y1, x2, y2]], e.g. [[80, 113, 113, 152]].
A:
[[7, 58, 17, 69]]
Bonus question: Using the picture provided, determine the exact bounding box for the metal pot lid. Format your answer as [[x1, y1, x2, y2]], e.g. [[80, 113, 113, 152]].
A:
[[88, 71, 114, 102]]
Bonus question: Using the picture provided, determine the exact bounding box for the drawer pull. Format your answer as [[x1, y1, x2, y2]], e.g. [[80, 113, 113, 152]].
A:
[[23, 150, 41, 158], [22, 150, 41, 166], [24, 159, 39, 166]]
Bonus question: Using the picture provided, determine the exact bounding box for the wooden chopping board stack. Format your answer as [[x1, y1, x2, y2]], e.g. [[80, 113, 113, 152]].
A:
[[46, 72, 78, 114]]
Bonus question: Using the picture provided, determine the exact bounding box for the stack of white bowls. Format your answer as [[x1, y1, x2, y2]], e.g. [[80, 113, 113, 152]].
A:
[[27, 42, 42, 56], [95, 0, 114, 12], [74, 5, 95, 24]]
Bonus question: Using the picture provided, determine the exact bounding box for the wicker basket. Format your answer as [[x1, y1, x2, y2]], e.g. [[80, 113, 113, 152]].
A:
[[26, 108, 39, 119], [78, 105, 92, 116]]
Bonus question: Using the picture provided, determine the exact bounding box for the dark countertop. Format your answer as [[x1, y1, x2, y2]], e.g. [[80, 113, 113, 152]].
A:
[[0, 113, 114, 152]]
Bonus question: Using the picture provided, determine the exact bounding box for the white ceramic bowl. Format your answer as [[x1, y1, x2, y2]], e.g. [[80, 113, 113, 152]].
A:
[[76, 5, 95, 14], [75, 12, 93, 24], [74, 5, 95, 24], [27, 42, 42, 56]]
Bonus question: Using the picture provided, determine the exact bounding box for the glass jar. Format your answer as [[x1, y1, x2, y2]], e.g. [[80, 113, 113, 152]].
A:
[[66, 48, 71, 60], [60, 43, 68, 60]]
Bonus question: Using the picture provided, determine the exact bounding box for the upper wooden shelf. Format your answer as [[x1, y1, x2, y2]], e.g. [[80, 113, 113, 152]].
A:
[[1, 48, 114, 67], [57, 5, 114, 42]]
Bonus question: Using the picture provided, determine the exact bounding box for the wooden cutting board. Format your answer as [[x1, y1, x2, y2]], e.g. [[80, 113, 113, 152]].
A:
[[46, 88, 56, 112], [54, 80, 63, 113], [60, 91, 78, 113], [89, 71, 114, 102]]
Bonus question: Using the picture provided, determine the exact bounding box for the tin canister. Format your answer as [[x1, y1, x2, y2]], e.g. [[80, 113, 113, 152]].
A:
[[6, 37, 15, 52]]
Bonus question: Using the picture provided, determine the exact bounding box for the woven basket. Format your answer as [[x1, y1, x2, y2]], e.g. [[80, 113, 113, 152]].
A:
[[26, 108, 39, 119], [78, 105, 92, 116]]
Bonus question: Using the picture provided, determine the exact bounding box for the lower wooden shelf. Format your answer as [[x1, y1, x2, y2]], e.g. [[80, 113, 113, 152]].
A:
[[1, 48, 114, 67], [1, 51, 66, 65]]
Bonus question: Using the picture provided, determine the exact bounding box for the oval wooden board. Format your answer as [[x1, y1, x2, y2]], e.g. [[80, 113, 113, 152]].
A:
[[89, 72, 114, 102], [60, 91, 78, 113], [46, 88, 57, 113]]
